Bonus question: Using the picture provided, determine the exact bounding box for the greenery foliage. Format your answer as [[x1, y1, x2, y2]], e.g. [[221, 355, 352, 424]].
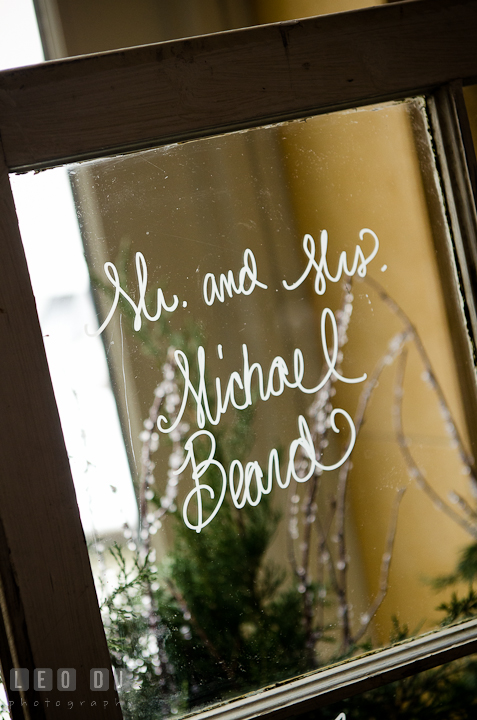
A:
[[101, 518, 477, 719]]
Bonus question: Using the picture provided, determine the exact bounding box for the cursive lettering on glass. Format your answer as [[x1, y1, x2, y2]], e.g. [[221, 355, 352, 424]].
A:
[[283, 228, 379, 295], [87, 228, 381, 531], [203, 248, 268, 306], [87, 251, 179, 336], [179, 413, 356, 533], [156, 308, 366, 435]]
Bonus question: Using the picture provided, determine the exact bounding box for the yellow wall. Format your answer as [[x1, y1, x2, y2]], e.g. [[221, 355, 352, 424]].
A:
[[256, 0, 385, 23]]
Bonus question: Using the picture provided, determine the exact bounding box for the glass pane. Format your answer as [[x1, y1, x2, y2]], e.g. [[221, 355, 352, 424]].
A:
[[11, 97, 477, 719]]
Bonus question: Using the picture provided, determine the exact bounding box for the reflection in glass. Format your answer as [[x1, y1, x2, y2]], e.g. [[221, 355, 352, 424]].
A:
[[12, 98, 477, 718]]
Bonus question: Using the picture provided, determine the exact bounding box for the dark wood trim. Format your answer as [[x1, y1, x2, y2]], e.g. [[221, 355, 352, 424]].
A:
[[0, 0, 476, 171], [0, 147, 122, 719], [0, 512, 47, 720], [432, 84, 477, 327], [454, 81, 477, 218], [410, 85, 477, 470]]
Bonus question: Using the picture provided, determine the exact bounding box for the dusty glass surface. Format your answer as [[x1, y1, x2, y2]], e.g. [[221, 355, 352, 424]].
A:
[[12, 97, 477, 718]]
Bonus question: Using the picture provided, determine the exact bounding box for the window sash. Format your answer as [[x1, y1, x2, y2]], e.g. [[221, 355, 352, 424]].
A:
[[0, 0, 476, 172], [0, 2, 477, 719]]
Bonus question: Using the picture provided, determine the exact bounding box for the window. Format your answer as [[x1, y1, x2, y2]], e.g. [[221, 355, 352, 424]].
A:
[[1, 2, 477, 719]]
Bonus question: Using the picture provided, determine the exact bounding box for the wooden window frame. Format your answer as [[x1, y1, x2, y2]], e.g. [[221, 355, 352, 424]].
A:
[[1, 1, 477, 718]]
